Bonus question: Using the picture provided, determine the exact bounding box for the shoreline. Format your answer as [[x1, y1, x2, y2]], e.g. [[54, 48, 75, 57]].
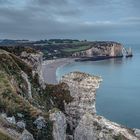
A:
[[75, 55, 123, 62], [42, 56, 124, 84], [42, 58, 76, 84]]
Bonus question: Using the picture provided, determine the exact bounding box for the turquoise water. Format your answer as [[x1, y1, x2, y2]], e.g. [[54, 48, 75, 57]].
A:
[[56, 44, 140, 128]]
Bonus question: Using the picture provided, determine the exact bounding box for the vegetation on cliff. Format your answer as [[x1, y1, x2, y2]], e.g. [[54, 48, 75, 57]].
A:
[[0, 48, 73, 140], [32, 41, 123, 59], [0, 41, 123, 60]]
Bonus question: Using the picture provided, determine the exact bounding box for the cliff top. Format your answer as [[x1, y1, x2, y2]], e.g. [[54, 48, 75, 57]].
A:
[[0, 48, 73, 140], [62, 71, 102, 83]]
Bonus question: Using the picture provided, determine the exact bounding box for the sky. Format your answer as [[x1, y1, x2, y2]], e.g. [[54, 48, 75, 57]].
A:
[[0, 0, 140, 43]]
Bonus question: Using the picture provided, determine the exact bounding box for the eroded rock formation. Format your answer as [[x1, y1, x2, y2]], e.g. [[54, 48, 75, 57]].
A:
[[50, 110, 67, 140], [61, 72, 139, 140], [61, 72, 102, 130], [21, 51, 45, 88], [21, 71, 32, 99], [73, 42, 123, 58]]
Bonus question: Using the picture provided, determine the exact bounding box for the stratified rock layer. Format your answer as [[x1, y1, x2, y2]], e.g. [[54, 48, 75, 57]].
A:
[[61, 72, 102, 130], [74, 113, 138, 140], [61, 72, 139, 140], [73, 42, 123, 58], [21, 51, 45, 88]]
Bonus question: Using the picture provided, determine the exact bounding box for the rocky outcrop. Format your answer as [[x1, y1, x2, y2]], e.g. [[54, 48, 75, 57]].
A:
[[74, 113, 138, 140], [134, 129, 140, 138], [61, 72, 139, 140], [20, 51, 43, 72], [0, 114, 34, 140], [19, 130, 34, 140], [21, 71, 32, 99], [61, 72, 102, 130], [49, 110, 67, 140], [33, 116, 46, 130], [21, 51, 45, 88], [73, 42, 123, 58]]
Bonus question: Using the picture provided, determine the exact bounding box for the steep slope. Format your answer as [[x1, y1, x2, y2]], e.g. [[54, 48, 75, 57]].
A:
[[73, 42, 123, 58], [61, 72, 140, 140], [0, 48, 72, 140]]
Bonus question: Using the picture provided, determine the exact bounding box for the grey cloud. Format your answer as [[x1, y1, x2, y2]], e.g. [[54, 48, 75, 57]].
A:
[[0, 8, 33, 22], [0, 0, 10, 4], [0, 0, 140, 43], [56, 8, 81, 16], [121, 17, 140, 24], [34, 0, 68, 5]]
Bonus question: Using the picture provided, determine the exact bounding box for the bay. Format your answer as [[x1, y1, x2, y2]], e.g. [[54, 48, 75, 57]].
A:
[[56, 44, 140, 128]]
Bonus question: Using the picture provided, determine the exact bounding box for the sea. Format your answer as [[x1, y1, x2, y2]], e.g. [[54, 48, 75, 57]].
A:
[[56, 44, 140, 129]]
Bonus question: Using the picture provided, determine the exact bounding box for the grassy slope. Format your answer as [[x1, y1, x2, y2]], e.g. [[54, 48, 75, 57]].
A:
[[0, 48, 73, 140], [0, 130, 14, 140], [0, 71, 13, 94], [0, 49, 52, 139], [62, 45, 91, 53]]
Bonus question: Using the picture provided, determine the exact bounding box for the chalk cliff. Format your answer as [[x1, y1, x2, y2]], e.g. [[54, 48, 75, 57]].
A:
[[20, 51, 45, 88], [61, 72, 102, 130], [50, 110, 67, 140], [73, 42, 123, 58], [61, 72, 140, 140]]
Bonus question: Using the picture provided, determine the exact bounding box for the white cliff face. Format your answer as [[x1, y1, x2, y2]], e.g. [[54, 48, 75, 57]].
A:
[[110, 44, 123, 57], [21, 51, 45, 88], [21, 71, 32, 99], [20, 51, 43, 70], [74, 113, 139, 140], [49, 110, 67, 140], [60, 72, 139, 140], [61, 72, 102, 130], [33, 116, 46, 130], [73, 42, 123, 57]]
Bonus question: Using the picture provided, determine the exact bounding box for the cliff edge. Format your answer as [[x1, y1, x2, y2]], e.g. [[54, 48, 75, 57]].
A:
[[0, 48, 72, 140], [61, 72, 139, 140], [73, 42, 123, 59]]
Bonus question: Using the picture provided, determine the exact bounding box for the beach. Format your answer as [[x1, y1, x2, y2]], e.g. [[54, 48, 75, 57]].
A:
[[42, 58, 76, 84]]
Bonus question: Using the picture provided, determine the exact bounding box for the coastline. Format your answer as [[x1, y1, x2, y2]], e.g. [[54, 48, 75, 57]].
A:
[[75, 55, 123, 62], [42, 56, 124, 84], [42, 58, 76, 84]]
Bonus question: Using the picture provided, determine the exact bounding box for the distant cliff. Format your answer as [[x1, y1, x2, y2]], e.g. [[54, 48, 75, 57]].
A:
[[73, 41, 123, 59]]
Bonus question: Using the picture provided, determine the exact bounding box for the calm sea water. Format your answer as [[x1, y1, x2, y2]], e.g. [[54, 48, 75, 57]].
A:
[[56, 44, 140, 128]]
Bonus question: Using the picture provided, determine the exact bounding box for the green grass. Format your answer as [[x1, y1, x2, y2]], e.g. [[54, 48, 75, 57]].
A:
[[62, 45, 91, 53], [0, 71, 13, 94], [0, 130, 14, 140], [0, 49, 74, 140]]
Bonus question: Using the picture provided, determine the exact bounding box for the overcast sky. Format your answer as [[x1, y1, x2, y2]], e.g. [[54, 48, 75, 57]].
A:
[[0, 0, 140, 43]]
